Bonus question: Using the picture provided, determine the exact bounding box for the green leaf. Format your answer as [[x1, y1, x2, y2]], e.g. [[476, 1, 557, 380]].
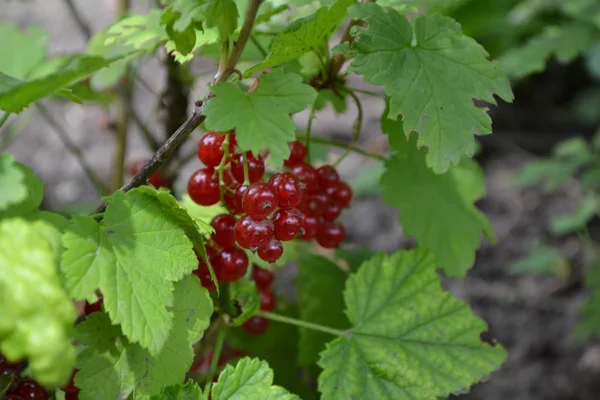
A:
[[75, 275, 213, 399], [381, 117, 494, 276], [314, 88, 347, 113], [204, 68, 317, 168], [245, 0, 355, 76], [105, 10, 168, 53], [509, 242, 567, 276], [500, 23, 599, 80], [228, 279, 260, 326], [61, 190, 198, 355], [345, 4, 513, 173], [0, 156, 44, 218], [0, 53, 134, 113], [297, 256, 349, 366], [172, 0, 238, 40], [153, 381, 204, 399], [0, 218, 76, 388], [551, 195, 599, 235], [0, 153, 28, 211], [0, 23, 48, 79], [212, 357, 300, 400], [318, 249, 507, 399]]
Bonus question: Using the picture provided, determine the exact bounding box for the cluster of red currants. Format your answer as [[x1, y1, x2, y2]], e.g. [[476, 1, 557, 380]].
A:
[[0, 355, 79, 400], [187, 132, 353, 290]]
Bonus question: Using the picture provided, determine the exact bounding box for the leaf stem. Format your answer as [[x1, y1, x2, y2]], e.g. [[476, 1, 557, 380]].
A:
[[347, 87, 385, 97], [250, 34, 268, 58], [295, 135, 385, 162], [334, 90, 363, 167], [36, 104, 109, 195], [305, 102, 318, 163], [257, 311, 348, 337], [204, 323, 228, 398]]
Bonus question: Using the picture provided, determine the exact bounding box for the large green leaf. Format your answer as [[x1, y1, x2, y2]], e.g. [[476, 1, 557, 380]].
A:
[[212, 358, 300, 400], [0, 218, 76, 388], [245, 0, 355, 75], [61, 190, 198, 355], [297, 256, 349, 366], [204, 68, 317, 168], [318, 249, 507, 400], [381, 116, 494, 276], [343, 4, 513, 173], [75, 276, 213, 400]]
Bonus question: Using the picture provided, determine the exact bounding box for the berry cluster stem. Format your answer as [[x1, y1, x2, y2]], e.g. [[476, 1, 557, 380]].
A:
[[242, 152, 250, 185], [216, 134, 231, 203], [257, 311, 349, 337], [334, 90, 363, 167]]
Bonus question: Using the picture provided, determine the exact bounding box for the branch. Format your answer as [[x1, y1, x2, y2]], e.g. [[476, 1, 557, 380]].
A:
[[62, 0, 92, 39], [93, 0, 263, 213], [36, 103, 109, 195]]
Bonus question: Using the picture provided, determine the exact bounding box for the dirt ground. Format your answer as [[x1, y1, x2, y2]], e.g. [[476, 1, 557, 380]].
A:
[[3, 1, 600, 399]]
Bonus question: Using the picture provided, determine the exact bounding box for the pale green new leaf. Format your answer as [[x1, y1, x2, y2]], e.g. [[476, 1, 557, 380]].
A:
[[0, 156, 44, 218], [204, 68, 317, 168], [381, 117, 494, 276], [153, 381, 204, 399], [318, 249, 507, 400], [172, 0, 238, 40], [245, 0, 355, 75], [61, 190, 198, 355], [344, 4, 513, 173], [297, 256, 349, 366], [0, 23, 48, 79], [0, 219, 76, 388], [212, 357, 300, 400], [75, 276, 213, 399]]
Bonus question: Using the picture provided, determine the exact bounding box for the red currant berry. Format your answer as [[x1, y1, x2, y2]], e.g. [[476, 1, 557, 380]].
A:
[[242, 316, 269, 335], [268, 172, 304, 209], [234, 216, 274, 249], [333, 181, 353, 209], [65, 392, 79, 400], [231, 152, 265, 183], [322, 203, 342, 222], [224, 184, 247, 214], [242, 182, 278, 219], [188, 168, 220, 206], [218, 247, 249, 281], [129, 159, 169, 189], [300, 215, 319, 240], [193, 259, 218, 292], [84, 297, 103, 316], [284, 140, 307, 168], [62, 369, 80, 395], [291, 163, 320, 194], [210, 214, 237, 248], [305, 192, 329, 217], [272, 208, 303, 241], [258, 238, 283, 263], [316, 165, 340, 188], [14, 379, 49, 400], [223, 168, 239, 189], [197, 132, 234, 168], [259, 289, 276, 311], [316, 222, 345, 249], [252, 265, 274, 289]]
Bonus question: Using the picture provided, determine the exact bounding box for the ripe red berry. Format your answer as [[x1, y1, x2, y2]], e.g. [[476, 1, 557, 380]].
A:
[[252, 265, 274, 289], [316, 222, 345, 249], [13, 379, 49, 400], [222, 168, 239, 189], [333, 181, 353, 209], [322, 203, 342, 222], [259, 289, 276, 311], [291, 163, 320, 194], [242, 182, 278, 219], [258, 238, 283, 263], [242, 316, 269, 335], [197, 132, 233, 168], [284, 140, 307, 168], [316, 165, 340, 188], [305, 192, 329, 217], [224, 185, 247, 214], [231, 152, 265, 183], [193, 258, 218, 292], [272, 208, 303, 241], [210, 214, 237, 248], [234, 216, 274, 249], [218, 247, 249, 281], [128, 159, 169, 189], [84, 297, 103, 316], [65, 392, 79, 400], [268, 172, 304, 209], [300, 215, 319, 240], [188, 168, 220, 206], [62, 369, 80, 395]]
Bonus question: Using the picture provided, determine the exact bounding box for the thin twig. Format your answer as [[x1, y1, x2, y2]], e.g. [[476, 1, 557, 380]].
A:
[[250, 34, 268, 58], [296, 135, 385, 161], [334, 90, 363, 167], [203, 323, 227, 398], [131, 107, 160, 151], [36, 104, 109, 195], [94, 0, 263, 213], [62, 0, 92, 39]]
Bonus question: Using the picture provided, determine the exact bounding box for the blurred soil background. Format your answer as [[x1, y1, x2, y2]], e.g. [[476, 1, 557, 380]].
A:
[[3, 1, 600, 399]]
